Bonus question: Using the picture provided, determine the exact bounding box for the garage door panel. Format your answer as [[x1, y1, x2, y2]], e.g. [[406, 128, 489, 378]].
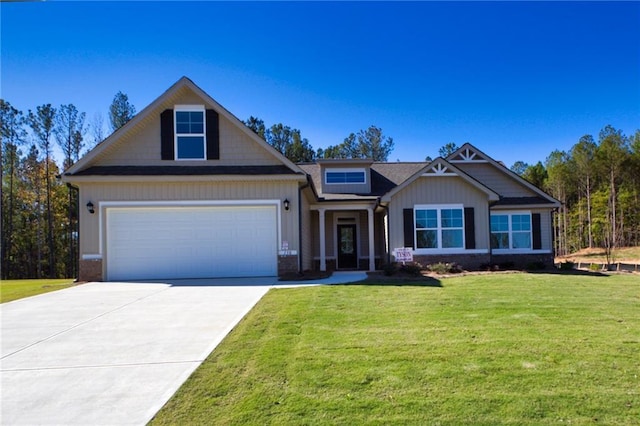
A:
[[106, 205, 278, 280]]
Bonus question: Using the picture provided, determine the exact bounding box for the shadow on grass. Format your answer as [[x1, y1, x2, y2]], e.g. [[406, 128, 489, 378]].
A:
[[527, 268, 611, 277], [348, 273, 443, 287]]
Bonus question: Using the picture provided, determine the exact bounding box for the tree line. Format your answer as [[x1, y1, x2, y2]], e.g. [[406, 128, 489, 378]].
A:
[[510, 126, 640, 260], [1, 94, 136, 279], [2, 90, 637, 279]]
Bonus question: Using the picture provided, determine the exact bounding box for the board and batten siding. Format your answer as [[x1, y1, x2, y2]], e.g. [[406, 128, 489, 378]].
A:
[[94, 89, 280, 167], [387, 176, 491, 252], [78, 180, 299, 258], [455, 163, 538, 198]]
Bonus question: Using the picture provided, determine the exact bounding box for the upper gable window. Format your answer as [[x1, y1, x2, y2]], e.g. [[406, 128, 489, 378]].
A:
[[175, 106, 205, 160], [325, 169, 366, 184]]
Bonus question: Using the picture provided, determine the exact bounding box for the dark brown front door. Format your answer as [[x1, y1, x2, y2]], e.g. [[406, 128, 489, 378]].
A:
[[337, 224, 357, 269]]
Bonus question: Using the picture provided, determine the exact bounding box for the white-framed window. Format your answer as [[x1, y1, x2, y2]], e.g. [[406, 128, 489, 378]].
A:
[[175, 105, 205, 160], [325, 168, 366, 184], [490, 212, 531, 250], [415, 204, 464, 250]]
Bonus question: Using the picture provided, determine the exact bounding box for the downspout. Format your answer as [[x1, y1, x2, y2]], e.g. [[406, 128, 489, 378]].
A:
[[66, 182, 80, 281]]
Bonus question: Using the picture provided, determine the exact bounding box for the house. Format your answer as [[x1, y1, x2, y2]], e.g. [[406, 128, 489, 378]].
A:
[[63, 77, 561, 281]]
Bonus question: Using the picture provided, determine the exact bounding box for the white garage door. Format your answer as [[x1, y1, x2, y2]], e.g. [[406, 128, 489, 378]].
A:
[[106, 205, 278, 280]]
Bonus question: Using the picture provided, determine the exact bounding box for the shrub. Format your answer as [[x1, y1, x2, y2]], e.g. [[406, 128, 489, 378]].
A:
[[399, 262, 423, 277], [427, 262, 462, 274], [499, 261, 515, 270], [589, 263, 601, 271], [559, 261, 574, 271], [383, 262, 398, 276]]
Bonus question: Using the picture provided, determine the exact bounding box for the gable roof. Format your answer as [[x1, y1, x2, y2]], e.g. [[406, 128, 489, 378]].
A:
[[298, 162, 426, 201], [447, 143, 561, 207], [380, 158, 500, 203], [63, 77, 304, 178]]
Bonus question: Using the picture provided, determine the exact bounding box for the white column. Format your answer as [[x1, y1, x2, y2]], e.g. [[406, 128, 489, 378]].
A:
[[319, 208, 326, 271], [368, 207, 375, 271]]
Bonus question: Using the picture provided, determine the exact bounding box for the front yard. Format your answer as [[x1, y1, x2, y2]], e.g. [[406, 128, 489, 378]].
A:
[[0, 279, 77, 303], [151, 272, 639, 425]]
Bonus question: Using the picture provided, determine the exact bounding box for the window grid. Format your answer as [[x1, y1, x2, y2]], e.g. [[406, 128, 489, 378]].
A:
[[415, 206, 464, 250], [175, 108, 205, 160], [491, 213, 532, 250]]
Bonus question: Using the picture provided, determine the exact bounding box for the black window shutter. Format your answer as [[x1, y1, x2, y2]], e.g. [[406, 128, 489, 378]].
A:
[[532, 213, 542, 249], [403, 208, 414, 249], [464, 207, 475, 249], [160, 109, 174, 160], [206, 109, 219, 160]]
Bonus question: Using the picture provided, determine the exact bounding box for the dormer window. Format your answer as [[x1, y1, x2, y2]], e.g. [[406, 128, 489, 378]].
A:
[[175, 105, 205, 160], [325, 168, 366, 184]]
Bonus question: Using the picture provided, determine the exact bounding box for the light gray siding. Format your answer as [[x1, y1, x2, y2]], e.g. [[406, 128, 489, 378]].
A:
[[78, 180, 299, 259], [455, 162, 538, 197], [387, 176, 491, 252]]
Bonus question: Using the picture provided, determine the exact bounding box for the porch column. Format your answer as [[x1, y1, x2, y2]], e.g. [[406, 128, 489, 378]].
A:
[[368, 207, 375, 271], [319, 208, 326, 271]]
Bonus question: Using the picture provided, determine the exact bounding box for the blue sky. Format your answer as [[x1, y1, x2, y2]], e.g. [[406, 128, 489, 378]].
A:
[[2, 1, 639, 167]]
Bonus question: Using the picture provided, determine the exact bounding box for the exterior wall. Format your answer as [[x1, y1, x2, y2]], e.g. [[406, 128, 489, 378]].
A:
[[319, 165, 371, 194], [77, 180, 299, 279], [93, 87, 281, 167], [489, 207, 555, 251], [278, 255, 298, 275], [490, 253, 555, 269], [387, 176, 491, 253], [454, 162, 538, 198]]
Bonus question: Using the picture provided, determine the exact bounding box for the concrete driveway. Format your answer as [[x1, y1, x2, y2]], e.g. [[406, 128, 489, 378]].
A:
[[0, 272, 365, 425]]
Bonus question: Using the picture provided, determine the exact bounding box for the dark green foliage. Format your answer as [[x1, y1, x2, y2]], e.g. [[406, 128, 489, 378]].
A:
[[108, 91, 136, 131]]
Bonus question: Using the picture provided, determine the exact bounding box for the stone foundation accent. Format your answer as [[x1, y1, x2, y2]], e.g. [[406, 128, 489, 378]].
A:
[[79, 259, 103, 282], [278, 255, 298, 276], [412, 253, 490, 270]]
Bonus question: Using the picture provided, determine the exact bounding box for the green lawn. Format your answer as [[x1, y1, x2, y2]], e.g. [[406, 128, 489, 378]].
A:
[[151, 273, 640, 425], [0, 279, 77, 303]]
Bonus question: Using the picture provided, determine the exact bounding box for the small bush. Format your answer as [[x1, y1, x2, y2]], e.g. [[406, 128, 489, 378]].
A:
[[589, 263, 602, 271], [499, 261, 515, 270], [399, 262, 423, 277], [559, 261, 574, 271], [427, 262, 462, 274], [383, 263, 398, 276]]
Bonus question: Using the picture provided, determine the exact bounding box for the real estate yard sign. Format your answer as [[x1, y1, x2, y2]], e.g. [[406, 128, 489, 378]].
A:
[[394, 247, 413, 263]]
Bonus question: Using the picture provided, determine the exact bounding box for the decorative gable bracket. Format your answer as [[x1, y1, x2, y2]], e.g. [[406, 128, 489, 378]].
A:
[[448, 147, 488, 163], [422, 162, 457, 176]]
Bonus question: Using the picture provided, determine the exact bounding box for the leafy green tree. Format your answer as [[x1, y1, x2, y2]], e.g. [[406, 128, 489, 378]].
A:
[[510, 161, 529, 176], [56, 104, 86, 170], [595, 125, 630, 258], [243, 116, 266, 140], [1, 100, 27, 279], [109, 91, 136, 131], [27, 104, 57, 278], [522, 161, 547, 188], [321, 125, 394, 161], [570, 135, 597, 247], [438, 142, 459, 158]]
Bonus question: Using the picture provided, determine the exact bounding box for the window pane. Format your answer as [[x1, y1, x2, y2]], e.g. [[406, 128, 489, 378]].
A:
[[426, 210, 437, 228], [176, 111, 204, 134], [512, 214, 531, 231], [415, 210, 427, 229], [345, 172, 365, 183], [326, 172, 344, 183], [512, 232, 531, 249], [416, 230, 437, 248], [442, 229, 463, 248], [490, 232, 509, 249], [442, 209, 463, 228], [177, 136, 205, 159], [490, 215, 508, 232]]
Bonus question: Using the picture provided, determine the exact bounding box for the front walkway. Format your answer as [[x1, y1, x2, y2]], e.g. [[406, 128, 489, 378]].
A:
[[0, 272, 365, 425]]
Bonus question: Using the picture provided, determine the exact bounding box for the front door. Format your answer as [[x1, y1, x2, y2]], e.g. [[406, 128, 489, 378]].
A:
[[337, 224, 357, 269]]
